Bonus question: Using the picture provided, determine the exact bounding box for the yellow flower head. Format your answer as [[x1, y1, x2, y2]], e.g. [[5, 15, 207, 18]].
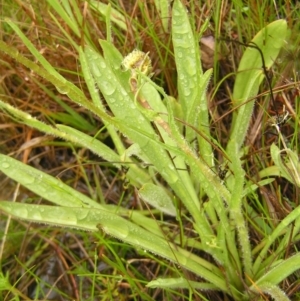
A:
[[122, 49, 152, 76]]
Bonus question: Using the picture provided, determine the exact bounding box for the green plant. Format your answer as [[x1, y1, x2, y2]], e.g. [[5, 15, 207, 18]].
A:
[[0, 0, 299, 300]]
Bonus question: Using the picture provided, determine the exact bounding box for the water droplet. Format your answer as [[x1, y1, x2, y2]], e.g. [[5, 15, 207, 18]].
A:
[[92, 66, 101, 77], [189, 81, 196, 89], [168, 164, 175, 171], [172, 7, 181, 16], [184, 57, 196, 76], [120, 88, 128, 96], [173, 37, 189, 48], [161, 168, 178, 184], [32, 211, 42, 220], [129, 102, 135, 109], [99, 61, 106, 68], [101, 81, 116, 96], [184, 88, 191, 96], [55, 84, 70, 95], [1, 162, 10, 169], [77, 210, 89, 220], [15, 208, 28, 218], [23, 174, 36, 184], [34, 174, 43, 184]]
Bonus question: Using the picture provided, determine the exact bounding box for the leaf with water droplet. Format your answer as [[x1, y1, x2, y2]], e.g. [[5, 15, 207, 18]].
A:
[[147, 277, 217, 290], [228, 19, 287, 152], [138, 183, 176, 216], [55, 83, 70, 95], [0, 200, 228, 290], [172, 0, 213, 166], [0, 154, 102, 209]]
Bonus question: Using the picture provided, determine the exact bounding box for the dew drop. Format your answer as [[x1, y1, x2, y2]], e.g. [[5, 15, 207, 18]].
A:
[[77, 210, 89, 220], [161, 168, 178, 184], [23, 174, 36, 185], [92, 66, 101, 77], [55, 84, 70, 95], [15, 208, 29, 218], [168, 164, 175, 171], [183, 88, 191, 96], [120, 88, 128, 96], [1, 162, 10, 169], [101, 81, 116, 96], [129, 102, 135, 109], [173, 37, 189, 48], [172, 7, 180, 17], [184, 57, 196, 76], [32, 211, 42, 220], [34, 174, 43, 184], [99, 61, 106, 69]]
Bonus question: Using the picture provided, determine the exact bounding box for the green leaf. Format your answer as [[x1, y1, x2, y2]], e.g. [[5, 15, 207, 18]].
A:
[[255, 253, 300, 287], [227, 19, 287, 152], [56, 125, 121, 163], [89, 1, 136, 32], [271, 144, 300, 187], [172, 0, 203, 115], [47, 0, 81, 37], [224, 20, 287, 280], [0, 154, 101, 209], [154, 0, 171, 33], [0, 101, 122, 167], [0, 201, 231, 293], [254, 205, 300, 274], [172, 0, 213, 166], [138, 183, 176, 216], [147, 277, 217, 290], [5, 18, 69, 82], [254, 282, 290, 301]]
